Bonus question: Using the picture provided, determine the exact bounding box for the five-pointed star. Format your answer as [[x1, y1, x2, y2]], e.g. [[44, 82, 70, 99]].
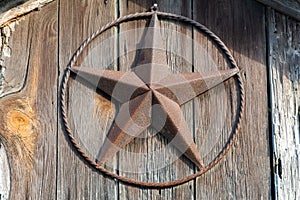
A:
[[70, 13, 238, 169]]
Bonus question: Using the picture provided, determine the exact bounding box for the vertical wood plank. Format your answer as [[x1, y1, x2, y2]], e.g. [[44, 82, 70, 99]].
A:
[[0, 2, 58, 199], [117, 3, 153, 199], [268, 9, 300, 200], [194, 0, 271, 199], [27, 4, 58, 199], [118, 0, 195, 199], [57, 0, 118, 199]]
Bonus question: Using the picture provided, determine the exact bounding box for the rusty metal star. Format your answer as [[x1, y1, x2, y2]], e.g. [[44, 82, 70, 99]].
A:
[[70, 12, 238, 169]]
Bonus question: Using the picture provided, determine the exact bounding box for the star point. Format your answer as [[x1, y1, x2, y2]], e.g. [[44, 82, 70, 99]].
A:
[[152, 90, 204, 169], [153, 68, 239, 105], [133, 13, 169, 84], [70, 66, 149, 103]]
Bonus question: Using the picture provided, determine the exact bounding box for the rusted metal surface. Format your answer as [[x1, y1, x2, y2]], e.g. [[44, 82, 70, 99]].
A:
[[153, 69, 239, 105], [60, 5, 245, 188], [97, 91, 152, 165], [70, 67, 148, 103]]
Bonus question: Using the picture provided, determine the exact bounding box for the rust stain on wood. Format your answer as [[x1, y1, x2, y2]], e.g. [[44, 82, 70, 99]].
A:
[[93, 94, 115, 133], [93, 94, 114, 117]]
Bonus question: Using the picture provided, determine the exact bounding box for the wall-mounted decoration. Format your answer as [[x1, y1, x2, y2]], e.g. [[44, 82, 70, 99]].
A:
[[60, 4, 244, 188]]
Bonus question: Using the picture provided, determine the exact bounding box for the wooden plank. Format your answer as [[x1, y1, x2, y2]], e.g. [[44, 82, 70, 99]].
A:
[[118, 1, 153, 199], [118, 1, 195, 199], [0, 0, 54, 27], [0, 2, 58, 199], [194, 0, 271, 198], [255, 0, 300, 22], [268, 9, 300, 200], [118, 3, 156, 199], [57, 0, 118, 199]]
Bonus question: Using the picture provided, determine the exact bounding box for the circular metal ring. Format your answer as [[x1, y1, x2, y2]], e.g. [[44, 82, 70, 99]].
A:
[[60, 10, 245, 188]]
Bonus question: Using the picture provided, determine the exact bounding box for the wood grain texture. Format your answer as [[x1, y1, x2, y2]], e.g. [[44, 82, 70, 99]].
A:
[[0, 1, 57, 199], [255, 0, 300, 21], [0, 0, 281, 199], [194, 0, 271, 199], [57, 0, 118, 199], [268, 9, 300, 200]]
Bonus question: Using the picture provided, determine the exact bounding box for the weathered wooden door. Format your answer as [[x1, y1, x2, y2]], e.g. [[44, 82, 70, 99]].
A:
[[0, 0, 299, 199]]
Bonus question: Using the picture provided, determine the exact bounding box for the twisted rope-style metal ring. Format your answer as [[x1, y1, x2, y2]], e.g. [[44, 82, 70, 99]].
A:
[[60, 10, 245, 188]]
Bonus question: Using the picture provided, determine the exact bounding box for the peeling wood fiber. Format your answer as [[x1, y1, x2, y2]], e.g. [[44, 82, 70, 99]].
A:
[[0, 23, 14, 96], [268, 8, 300, 199]]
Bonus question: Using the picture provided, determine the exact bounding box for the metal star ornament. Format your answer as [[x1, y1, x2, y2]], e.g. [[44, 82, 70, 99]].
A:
[[60, 5, 244, 188], [69, 12, 238, 169]]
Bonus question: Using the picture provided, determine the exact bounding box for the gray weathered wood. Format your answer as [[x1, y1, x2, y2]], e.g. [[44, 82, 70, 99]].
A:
[[57, 0, 118, 199], [268, 8, 300, 200], [0, 1, 58, 199], [194, 0, 271, 199], [255, 0, 300, 21]]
